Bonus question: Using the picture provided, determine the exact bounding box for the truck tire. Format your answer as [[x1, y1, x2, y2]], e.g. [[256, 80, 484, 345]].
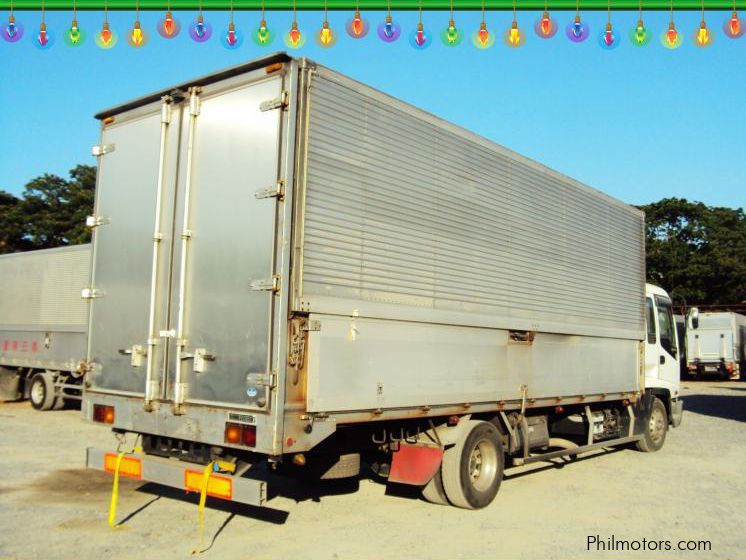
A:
[[421, 469, 450, 505], [441, 420, 504, 509], [636, 397, 668, 453], [29, 372, 56, 411]]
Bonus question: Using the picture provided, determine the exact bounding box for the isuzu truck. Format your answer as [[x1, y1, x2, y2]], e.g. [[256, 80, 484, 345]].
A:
[[0, 244, 90, 409], [84, 54, 683, 510]]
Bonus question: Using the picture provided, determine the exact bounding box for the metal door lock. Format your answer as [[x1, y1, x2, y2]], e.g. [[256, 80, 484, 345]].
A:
[[119, 345, 147, 368], [193, 348, 216, 373]]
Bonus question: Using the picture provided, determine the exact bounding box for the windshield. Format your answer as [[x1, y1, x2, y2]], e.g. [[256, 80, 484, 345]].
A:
[[655, 295, 677, 357]]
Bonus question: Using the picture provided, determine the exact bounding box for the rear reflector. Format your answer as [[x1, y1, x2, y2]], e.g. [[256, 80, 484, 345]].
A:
[[103, 453, 142, 479], [93, 404, 115, 424], [184, 470, 233, 500], [224, 422, 256, 447]]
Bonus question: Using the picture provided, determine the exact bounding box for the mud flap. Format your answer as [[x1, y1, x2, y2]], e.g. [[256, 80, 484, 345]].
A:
[[0, 368, 21, 401], [388, 443, 443, 486]]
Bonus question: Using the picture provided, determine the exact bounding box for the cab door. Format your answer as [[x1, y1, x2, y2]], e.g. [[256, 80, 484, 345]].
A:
[[645, 294, 680, 389]]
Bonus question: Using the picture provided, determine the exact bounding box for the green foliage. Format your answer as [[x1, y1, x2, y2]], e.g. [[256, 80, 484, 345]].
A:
[[638, 198, 746, 306], [0, 165, 95, 253]]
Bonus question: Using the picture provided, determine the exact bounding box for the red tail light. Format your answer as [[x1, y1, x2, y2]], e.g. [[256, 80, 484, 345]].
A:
[[224, 422, 256, 447], [93, 404, 115, 424]]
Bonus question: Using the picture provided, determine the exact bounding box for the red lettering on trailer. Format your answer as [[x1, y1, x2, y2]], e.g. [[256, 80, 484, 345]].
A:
[[31, 341, 39, 352], [1, 340, 8, 351]]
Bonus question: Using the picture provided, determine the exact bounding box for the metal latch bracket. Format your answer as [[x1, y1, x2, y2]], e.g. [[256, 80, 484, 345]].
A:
[[260, 91, 288, 112], [91, 144, 115, 157], [81, 288, 105, 300], [255, 180, 285, 201], [251, 274, 280, 294]]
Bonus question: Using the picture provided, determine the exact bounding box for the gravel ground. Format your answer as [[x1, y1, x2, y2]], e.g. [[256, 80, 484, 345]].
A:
[[1, 381, 744, 560]]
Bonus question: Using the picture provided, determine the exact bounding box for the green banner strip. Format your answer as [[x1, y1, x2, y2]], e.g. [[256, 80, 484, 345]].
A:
[[2, 1, 744, 10]]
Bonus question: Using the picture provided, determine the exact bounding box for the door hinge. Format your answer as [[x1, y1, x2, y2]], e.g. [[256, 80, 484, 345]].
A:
[[85, 215, 110, 228], [260, 91, 288, 112], [246, 371, 277, 388], [81, 288, 105, 299], [91, 144, 115, 157], [303, 320, 321, 332], [255, 180, 285, 201], [118, 345, 147, 368], [251, 274, 280, 293]]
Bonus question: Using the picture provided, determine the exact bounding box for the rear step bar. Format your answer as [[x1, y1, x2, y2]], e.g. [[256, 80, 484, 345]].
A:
[[511, 435, 642, 466], [86, 447, 267, 507]]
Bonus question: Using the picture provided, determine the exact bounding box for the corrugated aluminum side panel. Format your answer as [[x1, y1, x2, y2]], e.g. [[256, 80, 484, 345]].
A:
[[299, 69, 644, 340], [0, 244, 90, 330]]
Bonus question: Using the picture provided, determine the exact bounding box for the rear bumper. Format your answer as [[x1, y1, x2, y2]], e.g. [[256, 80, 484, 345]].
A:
[[86, 447, 267, 507]]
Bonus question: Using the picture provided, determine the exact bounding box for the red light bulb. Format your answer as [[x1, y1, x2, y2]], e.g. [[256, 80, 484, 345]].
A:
[[351, 11, 363, 36], [415, 22, 426, 47], [163, 11, 175, 36], [37, 22, 48, 46], [729, 12, 741, 36], [100, 22, 112, 45], [540, 11, 552, 36], [226, 22, 237, 46]]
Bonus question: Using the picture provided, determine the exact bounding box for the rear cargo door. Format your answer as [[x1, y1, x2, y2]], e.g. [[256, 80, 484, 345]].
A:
[[166, 76, 285, 410], [86, 102, 182, 395]]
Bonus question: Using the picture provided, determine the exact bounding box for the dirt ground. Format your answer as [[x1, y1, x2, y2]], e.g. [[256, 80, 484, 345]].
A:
[[1, 381, 744, 560]]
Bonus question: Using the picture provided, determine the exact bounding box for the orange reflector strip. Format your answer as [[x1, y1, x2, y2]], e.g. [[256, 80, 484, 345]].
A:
[[265, 62, 283, 74], [184, 470, 233, 500], [103, 453, 142, 479]]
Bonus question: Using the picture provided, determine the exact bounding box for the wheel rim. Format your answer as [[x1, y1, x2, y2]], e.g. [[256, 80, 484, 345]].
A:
[[30, 379, 45, 405], [467, 437, 498, 492], [648, 408, 666, 444]]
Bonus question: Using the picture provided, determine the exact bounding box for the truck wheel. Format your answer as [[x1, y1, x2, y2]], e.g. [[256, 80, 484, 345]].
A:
[[636, 397, 668, 453], [442, 420, 504, 509], [29, 372, 56, 411], [421, 469, 449, 505]]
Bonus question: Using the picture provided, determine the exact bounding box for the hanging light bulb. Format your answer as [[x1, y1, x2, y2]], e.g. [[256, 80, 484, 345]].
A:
[[346, 4, 369, 39], [633, 19, 646, 44], [37, 22, 48, 47], [289, 22, 301, 46], [598, 0, 619, 50], [317, 20, 336, 46], [251, 0, 273, 45], [129, 20, 144, 46], [221, 0, 243, 48], [724, 8, 743, 38], [471, 2, 494, 49], [34, 1, 54, 49], [442, 19, 462, 46], [377, 1, 401, 43], [695, 20, 711, 46], [602, 22, 615, 46], [100, 22, 112, 45], [566, 8, 589, 43], [158, 5, 181, 39], [535, 8, 556, 39], [284, 0, 305, 48], [189, 0, 212, 42], [3, 0, 24, 43], [666, 22, 678, 45], [66, 19, 83, 45], [227, 22, 237, 45], [409, 0, 429, 49], [504, 19, 524, 47]]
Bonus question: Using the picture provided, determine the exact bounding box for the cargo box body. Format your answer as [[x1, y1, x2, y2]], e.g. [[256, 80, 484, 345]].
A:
[[686, 312, 746, 377], [83, 54, 646, 458], [0, 245, 90, 372]]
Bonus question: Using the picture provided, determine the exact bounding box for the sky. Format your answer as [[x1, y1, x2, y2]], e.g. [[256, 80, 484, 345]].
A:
[[0, 9, 744, 210]]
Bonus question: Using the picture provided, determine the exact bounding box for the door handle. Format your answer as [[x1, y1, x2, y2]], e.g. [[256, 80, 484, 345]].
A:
[[660, 355, 666, 365]]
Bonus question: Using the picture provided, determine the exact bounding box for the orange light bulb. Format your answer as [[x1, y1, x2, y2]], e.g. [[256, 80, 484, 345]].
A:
[[289, 22, 301, 45], [351, 11, 363, 36], [163, 11, 175, 36], [666, 22, 678, 46], [478, 22, 489, 46], [509, 21, 521, 46], [696, 21, 709, 45], [729, 12, 741, 36], [131, 21, 143, 45]]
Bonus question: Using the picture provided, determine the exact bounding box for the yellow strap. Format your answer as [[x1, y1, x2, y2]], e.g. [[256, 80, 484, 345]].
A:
[[107, 446, 141, 529], [192, 460, 217, 554], [107, 451, 125, 529]]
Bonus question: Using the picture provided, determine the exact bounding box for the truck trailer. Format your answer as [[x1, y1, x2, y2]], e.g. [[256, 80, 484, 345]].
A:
[[686, 310, 746, 380], [0, 244, 90, 409], [84, 54, 683, 510]]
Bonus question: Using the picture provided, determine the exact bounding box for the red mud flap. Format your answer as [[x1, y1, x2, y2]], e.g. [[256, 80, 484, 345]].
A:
[[388, 443, 443, 486]]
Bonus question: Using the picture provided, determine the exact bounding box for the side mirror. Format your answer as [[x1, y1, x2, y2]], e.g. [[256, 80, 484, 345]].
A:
[[687, 307, 699, 330]]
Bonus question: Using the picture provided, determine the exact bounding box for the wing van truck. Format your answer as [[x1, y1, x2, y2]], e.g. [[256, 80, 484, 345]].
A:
[[0, 245, 90, 410], [84, 54, 683, 510]]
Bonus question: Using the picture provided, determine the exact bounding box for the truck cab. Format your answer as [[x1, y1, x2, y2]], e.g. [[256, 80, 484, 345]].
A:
[[644, 284, 683, 427]]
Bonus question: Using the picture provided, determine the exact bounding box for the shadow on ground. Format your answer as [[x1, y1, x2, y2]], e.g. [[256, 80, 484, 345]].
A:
[[682, 392, 746, 423]]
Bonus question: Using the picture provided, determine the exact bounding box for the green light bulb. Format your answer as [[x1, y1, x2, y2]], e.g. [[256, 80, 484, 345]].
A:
[[446, 20, 458, 44], [634, 20, 646, 44], [257, 19, 269, 44]]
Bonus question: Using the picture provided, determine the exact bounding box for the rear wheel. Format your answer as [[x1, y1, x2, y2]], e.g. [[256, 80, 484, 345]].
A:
[[29, 372, 56, 411], [636, 397, 668, 452], [442, 420, 504, 509]]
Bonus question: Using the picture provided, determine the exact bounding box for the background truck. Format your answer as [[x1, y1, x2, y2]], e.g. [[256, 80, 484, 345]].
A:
[[0, 244, 91, 409], [84, 53, 682, 510], [685, 310, 746, 380]]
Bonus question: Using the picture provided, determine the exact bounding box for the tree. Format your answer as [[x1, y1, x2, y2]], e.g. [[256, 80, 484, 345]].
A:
[[638, 198, 746, 306], [0, 165, 95, 254]]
